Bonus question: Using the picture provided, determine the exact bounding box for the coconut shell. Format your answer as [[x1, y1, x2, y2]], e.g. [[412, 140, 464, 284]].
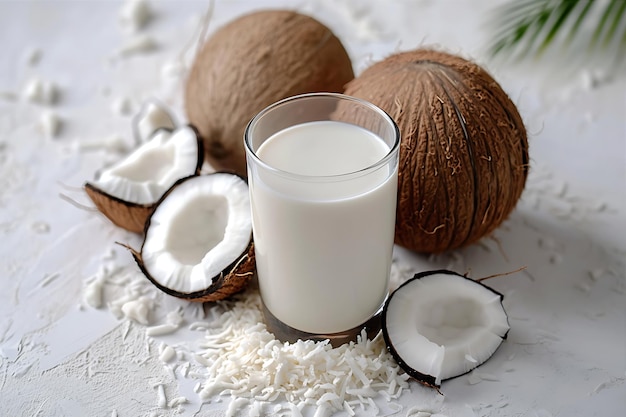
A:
[[185, 9, 355, 177], [84, 126, 204, 234], [130, 240, 256, 303], [84, 183, 153, 234], [127, 173, 256, 302], [344, 49, 529, 253]]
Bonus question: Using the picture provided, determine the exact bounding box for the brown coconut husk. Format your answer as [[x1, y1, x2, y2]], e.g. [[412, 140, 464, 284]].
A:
[[345, 49, 529, 253], [185, 10, 355, 177], [85, 183, 154, 234]]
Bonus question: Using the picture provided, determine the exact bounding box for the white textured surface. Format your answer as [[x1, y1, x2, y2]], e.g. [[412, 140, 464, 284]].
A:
[[1, 1, 625, 416]]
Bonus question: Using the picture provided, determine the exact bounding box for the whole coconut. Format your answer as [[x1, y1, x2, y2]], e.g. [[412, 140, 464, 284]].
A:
[[345, 49, 528, 253], [185, 10, 355, 176]]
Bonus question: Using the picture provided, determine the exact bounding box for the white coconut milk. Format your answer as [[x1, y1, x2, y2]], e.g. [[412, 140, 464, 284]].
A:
[[251, 121, 398, 334]]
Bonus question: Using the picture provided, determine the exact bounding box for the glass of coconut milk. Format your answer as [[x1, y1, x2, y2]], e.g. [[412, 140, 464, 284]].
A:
[[244, 93, 400, 346]]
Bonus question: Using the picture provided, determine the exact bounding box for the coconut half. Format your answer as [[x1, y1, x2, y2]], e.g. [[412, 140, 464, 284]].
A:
[[382, 270, 510, 388], [131, 173, 255, 302], [85, 125, 203, 233]]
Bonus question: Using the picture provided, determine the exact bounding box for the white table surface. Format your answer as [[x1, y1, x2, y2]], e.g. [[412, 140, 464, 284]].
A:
[[1, 1, 625, 416]]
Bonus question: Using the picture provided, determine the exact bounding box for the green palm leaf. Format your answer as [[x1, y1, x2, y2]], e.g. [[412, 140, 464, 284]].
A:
[[488, 0, 626, 62]]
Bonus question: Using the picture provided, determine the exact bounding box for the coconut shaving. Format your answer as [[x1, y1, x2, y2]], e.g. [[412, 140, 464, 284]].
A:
[[78, 250, 426, 417]]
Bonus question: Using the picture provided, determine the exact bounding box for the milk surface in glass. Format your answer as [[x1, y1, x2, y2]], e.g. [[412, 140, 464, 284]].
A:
[[252, 120, 398, 334]]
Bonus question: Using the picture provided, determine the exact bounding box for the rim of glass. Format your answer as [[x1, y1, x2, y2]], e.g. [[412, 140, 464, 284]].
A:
[[244, 92, 400, 182]]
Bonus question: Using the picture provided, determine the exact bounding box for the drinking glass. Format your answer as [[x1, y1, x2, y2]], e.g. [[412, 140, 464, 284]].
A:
[[244, 92, 400, 346]]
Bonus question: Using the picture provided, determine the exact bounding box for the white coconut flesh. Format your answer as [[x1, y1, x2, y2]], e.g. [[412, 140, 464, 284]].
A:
[[139, 173, 252, 296], [94, 125, 200, 205], [133, 99, 177, 143], [382, 270, 509, 387]]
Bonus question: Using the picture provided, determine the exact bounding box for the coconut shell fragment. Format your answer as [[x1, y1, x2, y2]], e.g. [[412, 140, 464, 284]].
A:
[[131, 239, 255, 303], [185, 10, 355, 177], [129, 173, 255, 302], [85, 184, 154, 233], [382, 269, 510, 388], [84, 125, 203, 234], [344, 49, 529, 253]]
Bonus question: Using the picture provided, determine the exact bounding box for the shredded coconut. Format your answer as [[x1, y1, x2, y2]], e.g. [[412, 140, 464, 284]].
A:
[[156, 384, 167, 408], [119, 0, 154, 33], [193, 292, 410, 416], [76, 134, 130, 154], [120, 296, 152, 325], [406, 408, 434, 417], [116, 35, 158, 57], [23, 78, 59, 105], [159, 344, 176, 363], [111, 96, 133, 116], [168, 396, 188, 408], [87, 250, 413, 416], [146, 323, 178, 337], [84, 278, 104, 308], [39, 111, 62, 137]]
